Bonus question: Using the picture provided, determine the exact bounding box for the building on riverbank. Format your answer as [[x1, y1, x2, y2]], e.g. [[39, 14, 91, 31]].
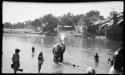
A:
[[57, 25, 74, 31], [96, 12, 123, 41], [75, 24, 88, 37]]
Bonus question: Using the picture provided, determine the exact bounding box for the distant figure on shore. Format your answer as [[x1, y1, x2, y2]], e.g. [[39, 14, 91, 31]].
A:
[[38, 51, 44, 73], [86, 67, 96, 74], [32, 46, 35, 57], [94, 53, 99, 63], [109, 44, 124, 74], [11, 49, 23, 73]]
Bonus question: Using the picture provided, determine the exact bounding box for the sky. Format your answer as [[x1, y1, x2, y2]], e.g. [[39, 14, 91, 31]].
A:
[[2, 1, 124, 24]]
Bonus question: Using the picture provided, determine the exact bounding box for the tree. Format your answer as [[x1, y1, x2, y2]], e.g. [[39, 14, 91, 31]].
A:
[[31, 18, 42, 27], [110, 10, 118, 18], [85, 10, 105, 26], [60, 12, 77, 30], [82, 10, 105, 34], [11, 22, 25, 29], [74, 14, 85, 26], [3, 22, 12, 28], [42, 14, 59, 32], [61, 12, 75, 26]]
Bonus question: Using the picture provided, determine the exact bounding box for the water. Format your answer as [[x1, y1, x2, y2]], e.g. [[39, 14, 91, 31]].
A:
[[2, 33, 121, 74]]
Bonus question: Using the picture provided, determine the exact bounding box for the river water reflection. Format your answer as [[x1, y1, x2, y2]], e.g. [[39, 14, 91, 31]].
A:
[[2, 34, 122, 73]]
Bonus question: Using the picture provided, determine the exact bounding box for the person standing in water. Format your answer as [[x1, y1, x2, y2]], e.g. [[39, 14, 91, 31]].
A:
[[32, 46, 35, 57], [94, 53, 99, 66], [11, 49, 23, 73], [38, 51, 44, 73]]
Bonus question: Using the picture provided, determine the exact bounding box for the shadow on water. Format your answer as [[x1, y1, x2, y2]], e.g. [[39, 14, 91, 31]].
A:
[[62, 61, 75, 67], [95, 62, 99, 68], [51, 61, 79, 73], [51, 63, 63, 73], [81, 37, 121, 50], [43, 35, 57, 47]]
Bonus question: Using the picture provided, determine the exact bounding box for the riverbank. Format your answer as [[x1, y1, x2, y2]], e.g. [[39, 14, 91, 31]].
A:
[[3, 29, 121, 42], [3, 28, 41, 34], [3, 29, 45, 38]]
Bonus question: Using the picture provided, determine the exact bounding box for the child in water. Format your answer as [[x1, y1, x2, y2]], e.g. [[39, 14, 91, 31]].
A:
[[94, 53, 99, 63], [32, 46, 35, 57], [94, 53, 99, 67]]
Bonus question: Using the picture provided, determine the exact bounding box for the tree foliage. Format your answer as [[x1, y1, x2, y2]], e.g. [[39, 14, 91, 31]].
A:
[[13, 22, 25, 29], [3, 22, 25, 29], [4, 10, 106, 34], [31, 19, 42, 27], [3, 22, 12, 28], [42, 14, 59, 32], [110, 11, 118, 17], [60, 12, 74, 26], [80, 10, 105, 34], [85, 10, 105, 25]]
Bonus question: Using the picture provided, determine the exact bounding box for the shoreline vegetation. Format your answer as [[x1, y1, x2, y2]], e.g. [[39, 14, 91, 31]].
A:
[[3, 28, 122, 42], [3, 11, 123, 42]]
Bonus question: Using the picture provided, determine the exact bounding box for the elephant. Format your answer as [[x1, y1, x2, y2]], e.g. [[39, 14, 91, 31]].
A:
[[52, 43, 65, 64]]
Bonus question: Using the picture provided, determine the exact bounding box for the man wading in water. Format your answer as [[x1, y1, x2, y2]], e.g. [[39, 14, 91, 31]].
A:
[[11, 49, 23, 73], [94, 53, 99, 66], [38, 51, 44, 73]]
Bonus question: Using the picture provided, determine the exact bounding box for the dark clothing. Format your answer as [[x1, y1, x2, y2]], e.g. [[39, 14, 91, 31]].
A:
[[32, 47, 35, 57], [32, 50, 35, 53], [12, 53, 20, 72], [38, 52, 44, 61], [94, 54, 99, 63], [32, 47, 35, 53], [38, 51, 44, 73]]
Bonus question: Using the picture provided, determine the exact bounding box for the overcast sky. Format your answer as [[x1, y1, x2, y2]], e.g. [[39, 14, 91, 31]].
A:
[[2, 1, 123, 24]]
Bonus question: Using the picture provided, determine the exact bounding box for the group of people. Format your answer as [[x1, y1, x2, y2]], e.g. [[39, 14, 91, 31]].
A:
[[11, 43, 124, 74], [11, 46, 44, 73]]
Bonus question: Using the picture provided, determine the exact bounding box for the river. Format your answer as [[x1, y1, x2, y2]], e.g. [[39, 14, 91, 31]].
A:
[[2, 33, 122, 74]]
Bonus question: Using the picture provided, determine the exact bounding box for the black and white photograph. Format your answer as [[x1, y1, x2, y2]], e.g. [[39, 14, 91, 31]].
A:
[[2, 1, 124, 74]]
